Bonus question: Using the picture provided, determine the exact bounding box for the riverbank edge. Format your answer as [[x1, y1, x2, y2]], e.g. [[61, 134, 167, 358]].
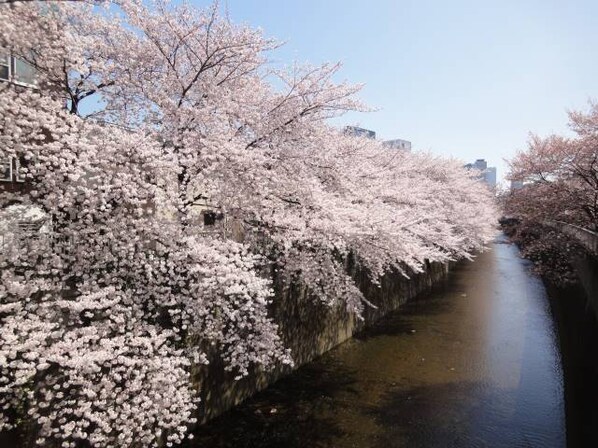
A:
[[499, 226, 598, 445], [500, 220, 598, 322], [193, 259, 454, 423]]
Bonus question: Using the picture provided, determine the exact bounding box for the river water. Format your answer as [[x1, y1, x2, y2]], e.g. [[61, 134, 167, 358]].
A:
[[192, 235, 596, 447]]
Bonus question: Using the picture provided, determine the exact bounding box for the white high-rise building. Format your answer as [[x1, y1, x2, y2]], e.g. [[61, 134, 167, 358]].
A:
[[383, 139, 412, 151], [483, 167, 497, 188]]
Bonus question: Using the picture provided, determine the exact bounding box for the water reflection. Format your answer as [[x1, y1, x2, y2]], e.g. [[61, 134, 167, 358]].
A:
[[191, 236, 567, 447]]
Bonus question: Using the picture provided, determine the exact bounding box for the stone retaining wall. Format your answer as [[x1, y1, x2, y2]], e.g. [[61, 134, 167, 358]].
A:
[[193, 259, 452, 423], [545, 221, 598, 322], [547, 221, 598, 255]]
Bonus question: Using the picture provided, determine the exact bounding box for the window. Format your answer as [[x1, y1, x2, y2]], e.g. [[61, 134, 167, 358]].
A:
[[0, 158, 12, 182], [0, 157, 25, 183], [13, 57, 36, 85], [203, 211, 217, 226], [0, 51, 36, 86], [203, 210, 223, 226], [0, 53, 9, 81]]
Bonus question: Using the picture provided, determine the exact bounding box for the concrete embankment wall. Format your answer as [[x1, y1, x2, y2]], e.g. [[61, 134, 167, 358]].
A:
[[547, 221, 598, 323], [572, 253, 598, 319], [193, 260, 452, 423]]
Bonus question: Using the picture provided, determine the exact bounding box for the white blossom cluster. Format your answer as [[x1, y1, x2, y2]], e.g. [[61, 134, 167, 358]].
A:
[[0, 1, 497, 446]]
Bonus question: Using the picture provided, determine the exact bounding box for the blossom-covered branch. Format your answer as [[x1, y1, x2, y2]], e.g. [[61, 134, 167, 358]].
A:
[[0, 1, 497, 446]]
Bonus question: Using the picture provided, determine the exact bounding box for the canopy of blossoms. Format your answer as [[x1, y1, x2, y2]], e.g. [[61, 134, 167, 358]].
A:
[[503, 103, 598, 283], [0, 1, 497, 447], [506, 103, 598, 232]]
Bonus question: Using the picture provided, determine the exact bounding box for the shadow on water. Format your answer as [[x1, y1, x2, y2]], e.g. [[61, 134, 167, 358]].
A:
[[190, 236, 597, 447], [190, 360, 358, 448], [547, 283, 598, 447], [367, 372, 565, 448], [190, 269, 465, 448], [368, 381, 522, 448], [353, 288, 458, 341]]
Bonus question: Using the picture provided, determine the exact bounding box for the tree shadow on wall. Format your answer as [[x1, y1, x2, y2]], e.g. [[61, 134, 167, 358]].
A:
[[187, 359, 359, 448]]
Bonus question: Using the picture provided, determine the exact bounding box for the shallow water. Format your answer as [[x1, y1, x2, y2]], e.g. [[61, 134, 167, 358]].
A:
[[192, 236, 573, 447]]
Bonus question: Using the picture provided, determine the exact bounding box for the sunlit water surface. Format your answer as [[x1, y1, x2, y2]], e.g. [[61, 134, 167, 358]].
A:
[[191, 235, 572, 447]]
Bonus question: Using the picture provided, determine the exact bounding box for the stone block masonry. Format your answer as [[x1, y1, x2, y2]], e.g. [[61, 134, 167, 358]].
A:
[[193, 259, 452, 423]]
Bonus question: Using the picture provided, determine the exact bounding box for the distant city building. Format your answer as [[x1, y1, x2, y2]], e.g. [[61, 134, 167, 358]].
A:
[[510, 180, 524, 190], [465, 159, 487, 171], [343, 126, 413, 152], [483, 167, 497, 188], [344, 126, 376, 139], [383, 138, 412, 151], [464, 159, 497, 189]]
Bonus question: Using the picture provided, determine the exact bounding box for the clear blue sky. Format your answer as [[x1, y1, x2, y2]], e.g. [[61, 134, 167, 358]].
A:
[[197, 0, 598, 184]]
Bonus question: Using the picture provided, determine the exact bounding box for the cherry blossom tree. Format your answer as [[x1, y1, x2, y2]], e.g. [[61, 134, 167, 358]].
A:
[[504, 103, 598, 283], [506, 103, 598, 231], [0, 1, 497, 447]]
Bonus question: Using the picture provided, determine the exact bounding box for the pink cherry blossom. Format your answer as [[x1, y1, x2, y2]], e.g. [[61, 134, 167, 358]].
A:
[[0, 1, 497, 446]]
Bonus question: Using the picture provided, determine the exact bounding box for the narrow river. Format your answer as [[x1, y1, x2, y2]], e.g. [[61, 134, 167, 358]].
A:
[[192, 235, 590, 447]]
